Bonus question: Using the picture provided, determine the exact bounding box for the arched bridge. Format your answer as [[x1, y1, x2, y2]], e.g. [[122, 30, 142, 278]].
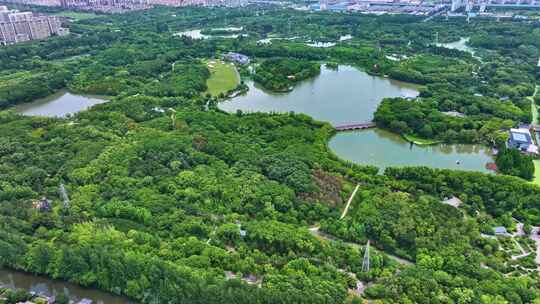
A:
[[335, 122, 376, 131]]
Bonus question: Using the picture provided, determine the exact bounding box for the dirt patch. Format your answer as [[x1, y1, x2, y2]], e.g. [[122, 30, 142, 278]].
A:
[[300, 169, 343, 207]]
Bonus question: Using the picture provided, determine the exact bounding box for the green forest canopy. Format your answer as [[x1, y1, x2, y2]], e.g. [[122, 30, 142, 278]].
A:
[[0, 5, 540, 304]]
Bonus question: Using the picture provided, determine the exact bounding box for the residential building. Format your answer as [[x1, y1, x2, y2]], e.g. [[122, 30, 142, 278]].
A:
[[60, 0, 153, 13], [0, 0, 61, 6], [0, 6, 68, 46]]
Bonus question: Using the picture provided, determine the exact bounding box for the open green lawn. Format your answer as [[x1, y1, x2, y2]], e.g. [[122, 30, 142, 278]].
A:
[[403, 133, 441, 145], [205, 60, 239, 97], [53, 11, 99, 21]]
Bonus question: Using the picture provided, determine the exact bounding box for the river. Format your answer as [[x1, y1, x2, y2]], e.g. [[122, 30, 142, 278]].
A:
[[13, 90, 108, 118], [220, 64, 493, 172], [0, 269, 133, 304]]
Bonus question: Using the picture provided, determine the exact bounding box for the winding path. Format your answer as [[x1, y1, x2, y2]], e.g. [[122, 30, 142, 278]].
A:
[[340, 184, 360, 220], [308, 226, 414, 266]]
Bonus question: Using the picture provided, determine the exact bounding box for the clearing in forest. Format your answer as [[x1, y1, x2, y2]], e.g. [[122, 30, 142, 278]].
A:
[[53, 12, 99, 21], [205, 60, 240, 96]]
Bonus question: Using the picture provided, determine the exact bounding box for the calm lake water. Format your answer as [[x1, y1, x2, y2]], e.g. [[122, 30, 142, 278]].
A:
[[219, 65, 419, 126], [437, 37, 480, 60], [0, 269, 133, 304], [174, 27, 246, 39], [329, 128, 492, 173], [220, 64, 493, 172], [14, 90, 108, 117]]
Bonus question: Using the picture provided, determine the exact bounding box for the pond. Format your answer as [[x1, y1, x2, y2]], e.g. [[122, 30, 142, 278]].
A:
[[437, 37, 480, 60], [0, 269, 133, 304], [13, 90, 108, 118], [174, 27, 246, 40], [219, 65, 419, 126], [220, 64, 494, 172], [329, 128, 493, 173], [437, 37, 472, 52]]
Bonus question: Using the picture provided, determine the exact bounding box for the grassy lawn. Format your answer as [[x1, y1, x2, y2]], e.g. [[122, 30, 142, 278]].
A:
[[403, 133, 441, 145], [205, 60, 239, 97], [53, 11, 99, 21]]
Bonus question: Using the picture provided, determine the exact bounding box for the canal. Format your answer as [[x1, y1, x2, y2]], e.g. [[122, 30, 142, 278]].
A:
[[0, 269, 133, 304], [220, 64, 493, 172]]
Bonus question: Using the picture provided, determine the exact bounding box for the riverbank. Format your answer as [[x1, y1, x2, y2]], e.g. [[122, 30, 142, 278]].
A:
[[0, 268, 133, 304]]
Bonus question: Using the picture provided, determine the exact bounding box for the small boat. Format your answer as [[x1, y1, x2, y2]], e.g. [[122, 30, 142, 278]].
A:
[[456, 160, 461, 165]]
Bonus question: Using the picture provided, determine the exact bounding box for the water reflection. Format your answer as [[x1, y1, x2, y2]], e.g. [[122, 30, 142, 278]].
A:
[[0, 269, 133, 304], [219, 65, 419, 126], [329, 129, 492, 173], [13, 90, 108, 118]]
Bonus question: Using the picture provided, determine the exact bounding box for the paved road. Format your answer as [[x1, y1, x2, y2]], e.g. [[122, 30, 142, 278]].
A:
[[531, 227, 540, 265]]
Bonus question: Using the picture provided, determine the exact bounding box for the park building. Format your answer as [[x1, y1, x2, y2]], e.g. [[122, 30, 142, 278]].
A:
[[507, 127, 539, 154], [0, 6, 68, 46], [223, 52, 250, 65]]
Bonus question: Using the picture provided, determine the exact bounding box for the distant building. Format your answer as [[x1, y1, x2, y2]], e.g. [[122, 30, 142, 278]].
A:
[[0, 7, 68, 46], [507, 128, 538, 154], [223, 52, 250, 65], [32, 197, 52, 212], [493, 226, 508, 235], [442, 196, 462, 208], [0, 0, 61, 6], [442, 111, 466, 118], [60, 0, 152, 13]]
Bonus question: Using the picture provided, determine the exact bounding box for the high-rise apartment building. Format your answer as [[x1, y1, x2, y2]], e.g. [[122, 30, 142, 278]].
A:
[[0, 6, 68, 46], [60, 0, 152, 13]]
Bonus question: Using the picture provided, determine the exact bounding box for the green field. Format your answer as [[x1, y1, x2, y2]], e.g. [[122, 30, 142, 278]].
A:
[[53, 11, 99, 21], [205, 60, 239, 97]]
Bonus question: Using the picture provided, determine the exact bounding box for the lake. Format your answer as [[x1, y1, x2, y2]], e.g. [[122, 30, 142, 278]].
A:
[[13, 90, 108, 118], [437, 37, 481, 60], [437, 37, 473, 53], [219, 65, 419, 126], [220, 64, 493, 172], [0, 269, 133, 304], [174, 27, 246, 40], [329, 128, 492, 173]]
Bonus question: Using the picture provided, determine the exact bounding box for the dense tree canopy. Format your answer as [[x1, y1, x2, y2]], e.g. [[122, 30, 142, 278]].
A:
[[1, 5, 540, 304]]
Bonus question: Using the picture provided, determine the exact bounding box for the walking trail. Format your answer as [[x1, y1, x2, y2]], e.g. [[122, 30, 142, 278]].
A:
[[340, 184, 360, 220]]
